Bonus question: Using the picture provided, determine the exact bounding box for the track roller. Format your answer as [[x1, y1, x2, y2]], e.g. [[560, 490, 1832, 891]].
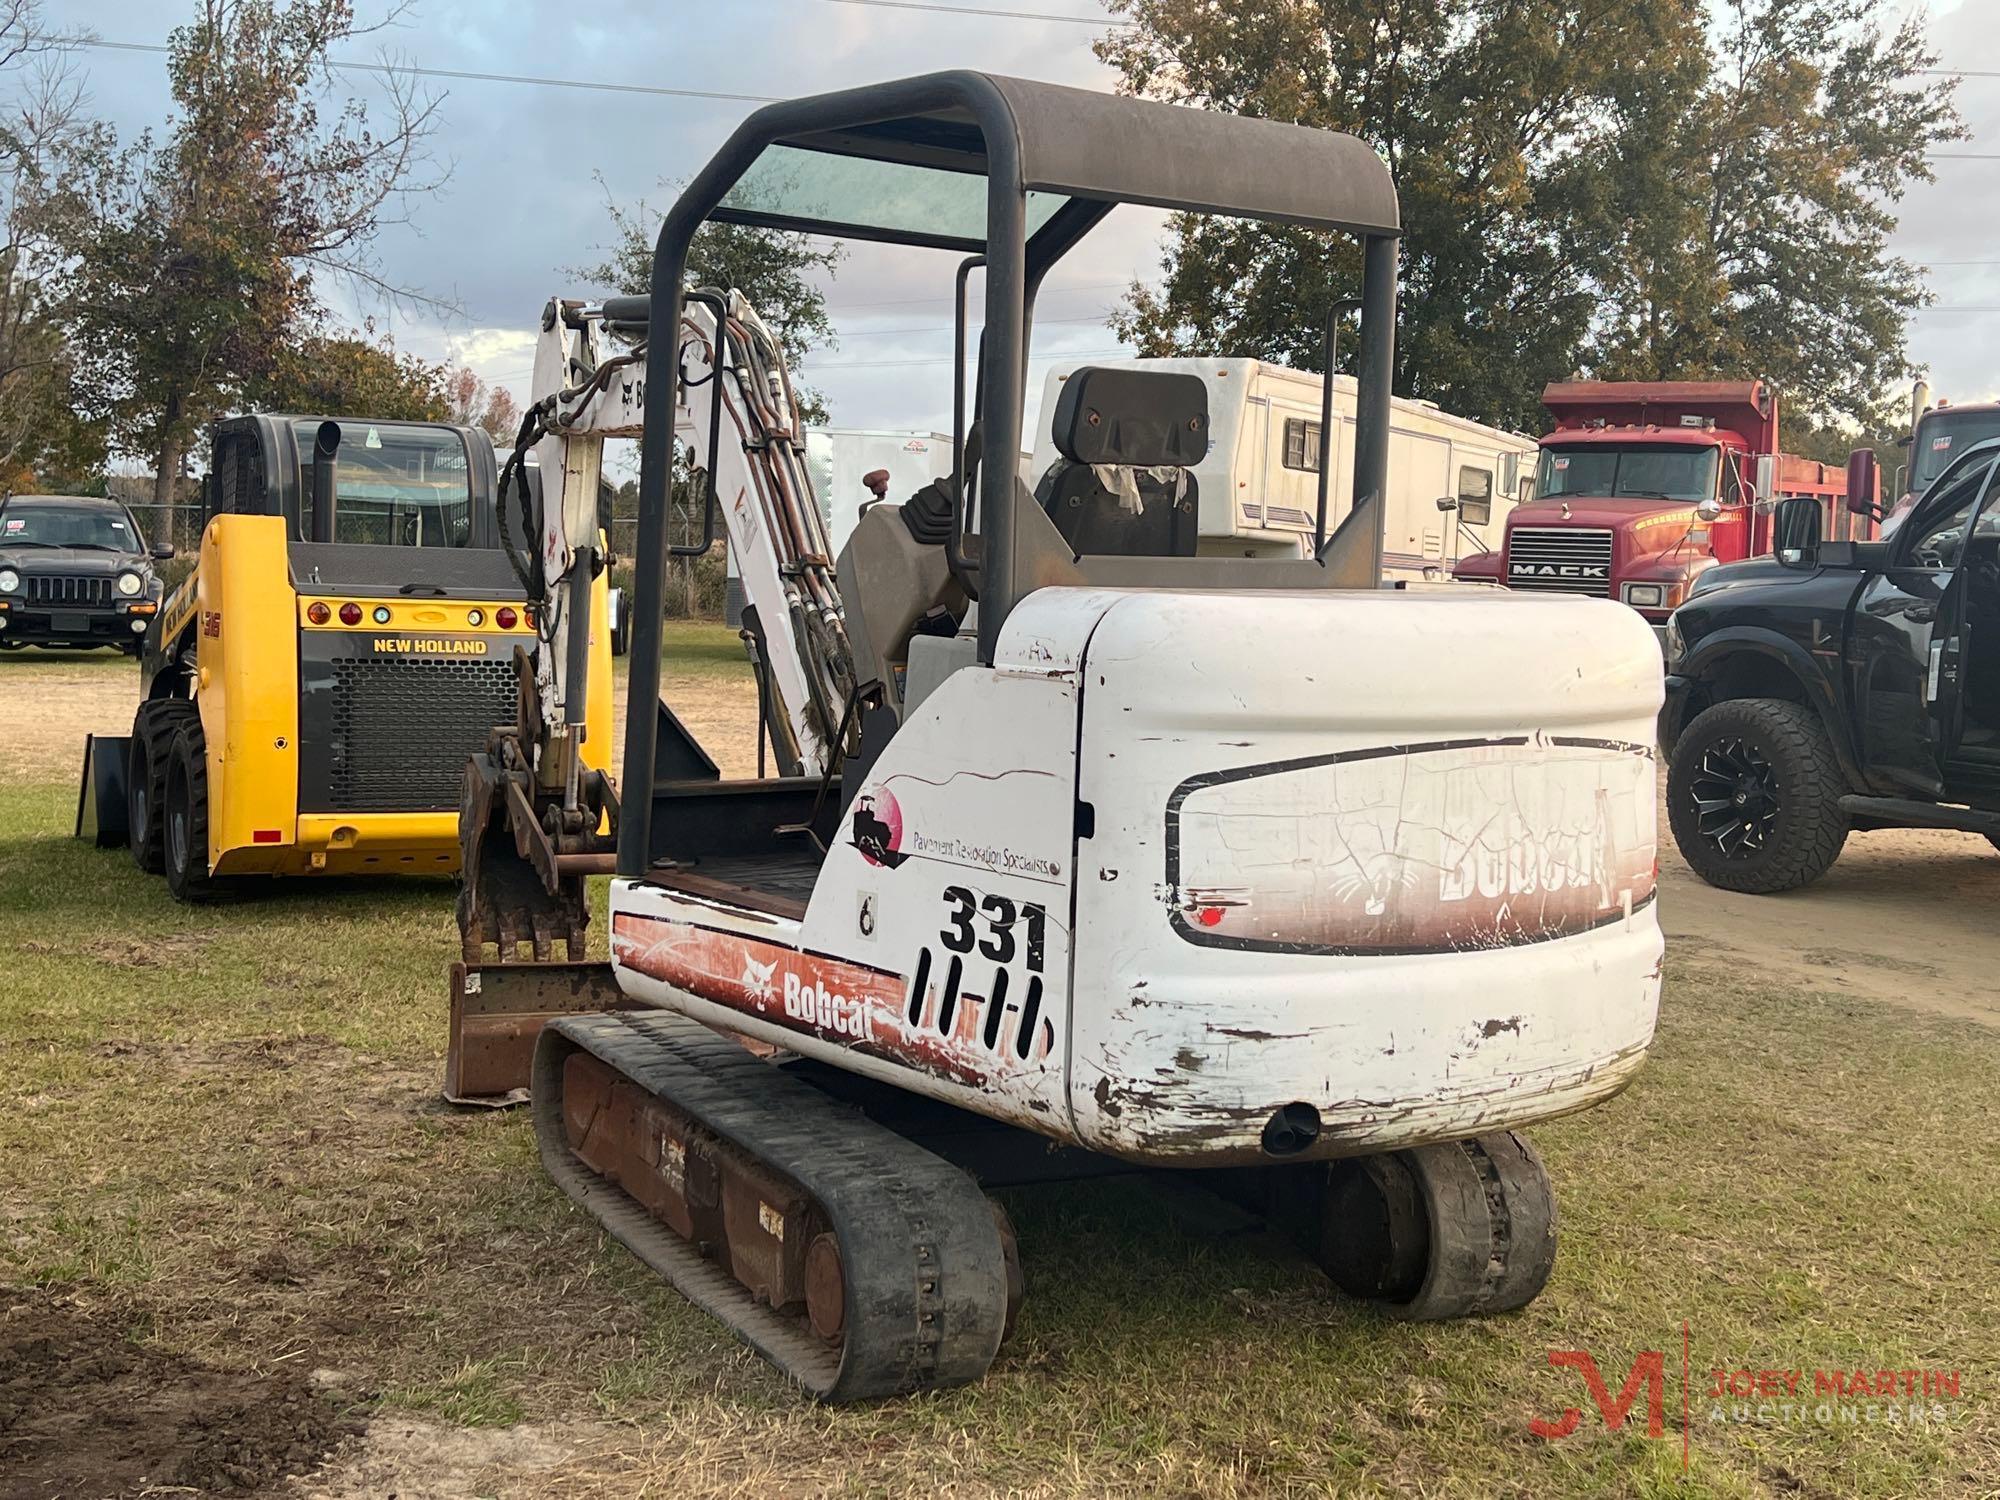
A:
[[533, 1011, 1013, 1401], [1317, 1131, 1557, 1320]]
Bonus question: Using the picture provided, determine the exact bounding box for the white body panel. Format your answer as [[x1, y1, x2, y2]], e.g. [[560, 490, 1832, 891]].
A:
[[806, 428, 952, 556], [609, 584, 1662, 1166], [1029, 358, 1537, 577]]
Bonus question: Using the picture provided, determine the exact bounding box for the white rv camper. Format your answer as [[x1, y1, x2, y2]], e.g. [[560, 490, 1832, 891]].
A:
[[1030, 358, 1538, 578], [806, 427, 953, 554]]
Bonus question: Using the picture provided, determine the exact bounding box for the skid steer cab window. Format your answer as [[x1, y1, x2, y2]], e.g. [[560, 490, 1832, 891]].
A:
[[295, 420, 477, 548]]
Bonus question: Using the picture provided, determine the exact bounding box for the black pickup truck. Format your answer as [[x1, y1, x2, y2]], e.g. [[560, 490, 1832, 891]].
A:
[[1661, 438, 2000, 891]]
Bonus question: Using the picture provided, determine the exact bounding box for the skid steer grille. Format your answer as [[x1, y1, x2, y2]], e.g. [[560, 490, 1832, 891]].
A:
[[26, 574, 113, 607], [326, 654, 517, 812]]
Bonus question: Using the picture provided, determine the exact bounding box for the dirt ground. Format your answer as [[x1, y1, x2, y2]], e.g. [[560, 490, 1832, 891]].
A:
[[2, 646, 766, 785], [0, 1289, 359, 1495]]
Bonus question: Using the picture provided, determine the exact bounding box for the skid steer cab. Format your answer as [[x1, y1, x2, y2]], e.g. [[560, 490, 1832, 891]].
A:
[[74, 413, 612, 899]]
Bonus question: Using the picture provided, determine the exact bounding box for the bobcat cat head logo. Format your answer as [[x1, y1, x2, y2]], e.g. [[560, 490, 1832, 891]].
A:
[[738, 954, 778, 1004]]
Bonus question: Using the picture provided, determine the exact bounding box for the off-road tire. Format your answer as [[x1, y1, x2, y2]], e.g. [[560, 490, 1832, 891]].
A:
[[128, 700, 197, 875], [163, 722, 220, 903], [1667, 698, 1848, 893]]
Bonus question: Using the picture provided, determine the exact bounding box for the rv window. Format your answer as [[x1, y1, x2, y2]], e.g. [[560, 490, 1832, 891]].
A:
[[1457, 466, 1493, 526], [1282, 418, 1322, 472]]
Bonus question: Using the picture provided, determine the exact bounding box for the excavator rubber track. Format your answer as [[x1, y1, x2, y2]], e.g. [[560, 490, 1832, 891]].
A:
[[532, 1010, 1010, 1402]]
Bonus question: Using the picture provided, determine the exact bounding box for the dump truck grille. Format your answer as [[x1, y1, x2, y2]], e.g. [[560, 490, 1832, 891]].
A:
[[1506, 528, 1614, 595], [325, 654, 517, 812], [25, 574, 113, 607]]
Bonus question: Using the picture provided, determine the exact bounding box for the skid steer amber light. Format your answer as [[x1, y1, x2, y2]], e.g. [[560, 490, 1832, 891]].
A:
[[339, 602, 362, 626], [307, 601, 330, 624], [496, 606, 519, 629]]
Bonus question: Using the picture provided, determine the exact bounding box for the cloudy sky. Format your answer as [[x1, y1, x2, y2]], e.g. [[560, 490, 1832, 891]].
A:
[[47, 0, 2000, 443]]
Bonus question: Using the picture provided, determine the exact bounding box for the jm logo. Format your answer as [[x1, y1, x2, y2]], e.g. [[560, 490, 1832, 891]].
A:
[[1529, 1349, 1667, 1440]]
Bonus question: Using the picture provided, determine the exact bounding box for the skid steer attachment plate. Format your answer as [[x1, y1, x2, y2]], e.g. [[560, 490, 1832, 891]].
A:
[[75, 734, 130, 847], [444, 960, 632, 1106]]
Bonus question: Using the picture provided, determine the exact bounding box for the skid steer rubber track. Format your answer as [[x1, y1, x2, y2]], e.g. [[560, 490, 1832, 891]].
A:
[[533, 1011, 1010, 1402]]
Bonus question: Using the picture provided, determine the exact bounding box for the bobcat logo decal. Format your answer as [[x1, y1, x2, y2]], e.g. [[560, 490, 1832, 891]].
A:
[[738, 954, 778, 1004]]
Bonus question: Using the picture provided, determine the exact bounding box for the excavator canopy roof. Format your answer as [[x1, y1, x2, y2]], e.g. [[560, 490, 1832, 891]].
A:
[[710, 71, 1400, 252]]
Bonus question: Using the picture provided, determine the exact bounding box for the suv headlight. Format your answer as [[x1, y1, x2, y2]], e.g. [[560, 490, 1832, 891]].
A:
[[1665, 615, 1685, 666], [116, 570, 144, 597], [0, 568, 16, 594]]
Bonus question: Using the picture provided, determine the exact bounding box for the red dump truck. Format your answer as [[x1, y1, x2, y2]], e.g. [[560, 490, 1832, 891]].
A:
[[1454, 380, 1858, 641]]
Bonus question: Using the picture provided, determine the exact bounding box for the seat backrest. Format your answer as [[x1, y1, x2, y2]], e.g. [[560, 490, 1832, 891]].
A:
[[1034, 367, 1208, 558]]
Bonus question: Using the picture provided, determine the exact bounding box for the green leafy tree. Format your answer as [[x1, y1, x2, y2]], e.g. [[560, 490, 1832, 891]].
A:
[[50, 0, 445, 505], [1097, 0, 1961, 434], [1582, 0, 1961, 429], [256, 325, 451, 421]]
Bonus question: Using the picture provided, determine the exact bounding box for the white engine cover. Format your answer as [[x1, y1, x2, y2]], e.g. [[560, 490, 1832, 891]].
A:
[[609, 584, 1662, 1166]]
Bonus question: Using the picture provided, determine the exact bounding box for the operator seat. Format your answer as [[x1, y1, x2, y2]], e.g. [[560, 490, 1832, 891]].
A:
[[1034, 366, 1208, 558]]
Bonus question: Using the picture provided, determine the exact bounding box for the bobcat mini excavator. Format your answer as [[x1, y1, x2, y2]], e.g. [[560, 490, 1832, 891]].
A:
[[451, 73, 1665, 1401]]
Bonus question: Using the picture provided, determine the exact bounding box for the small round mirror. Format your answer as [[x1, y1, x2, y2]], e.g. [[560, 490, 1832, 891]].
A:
[[1695, 497, 1722, 522]]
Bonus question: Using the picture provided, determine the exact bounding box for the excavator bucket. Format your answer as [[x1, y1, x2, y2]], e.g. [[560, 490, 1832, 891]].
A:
[[444, 959, 632, 1106], [75, 735, 130, 847]]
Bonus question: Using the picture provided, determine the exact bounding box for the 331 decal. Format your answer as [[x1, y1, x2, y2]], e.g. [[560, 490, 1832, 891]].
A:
[[906, 885, 1054, 1062]]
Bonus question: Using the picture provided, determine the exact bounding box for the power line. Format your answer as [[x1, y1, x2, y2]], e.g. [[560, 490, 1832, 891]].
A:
[[806, 0, 1126, 24], [44, 35, 786, 104]]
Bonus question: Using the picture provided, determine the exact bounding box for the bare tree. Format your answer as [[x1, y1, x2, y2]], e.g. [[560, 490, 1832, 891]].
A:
[[0, 4, 108, 487], [50, 0, 450, 503]]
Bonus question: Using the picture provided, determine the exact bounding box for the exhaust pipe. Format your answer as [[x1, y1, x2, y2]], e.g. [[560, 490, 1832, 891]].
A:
[[310, 420, 341, 543]]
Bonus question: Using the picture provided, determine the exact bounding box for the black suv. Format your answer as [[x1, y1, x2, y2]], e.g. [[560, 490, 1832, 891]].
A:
[[0, 495, 173, 654], [1661, 439, 2000, 891]]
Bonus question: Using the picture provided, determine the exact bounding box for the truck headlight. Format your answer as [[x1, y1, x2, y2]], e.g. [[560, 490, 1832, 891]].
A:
[[116, 570, 144, 597], [0, 568, 17, 594], [1622, 582, 1664, 608]]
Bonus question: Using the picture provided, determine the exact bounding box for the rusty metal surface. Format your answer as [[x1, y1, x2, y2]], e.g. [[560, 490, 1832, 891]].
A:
[[443, 960, 631, 1105], [712, 1135, 812, 1312]]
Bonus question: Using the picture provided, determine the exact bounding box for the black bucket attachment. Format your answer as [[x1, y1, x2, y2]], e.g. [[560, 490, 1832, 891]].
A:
[[75, 735, 130, 847]]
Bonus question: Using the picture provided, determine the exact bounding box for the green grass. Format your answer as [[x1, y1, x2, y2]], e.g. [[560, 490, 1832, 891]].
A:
[[1, 747, 1997, 1494], [657, 618, 753, 678], [0, 645, 134, 668]]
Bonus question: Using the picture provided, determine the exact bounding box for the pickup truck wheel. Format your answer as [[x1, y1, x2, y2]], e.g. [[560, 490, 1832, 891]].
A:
[[1667, 698, 1847, 893]]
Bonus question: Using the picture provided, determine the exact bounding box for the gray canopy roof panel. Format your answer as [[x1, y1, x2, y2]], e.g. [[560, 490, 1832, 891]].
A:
[[989, 76, 1399, 236], [713, 70, 1399, 245]]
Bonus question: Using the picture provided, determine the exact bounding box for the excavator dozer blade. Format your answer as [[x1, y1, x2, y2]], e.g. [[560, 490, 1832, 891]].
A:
[[75, 735, 130, 847], [444, 959, 633, 1106]]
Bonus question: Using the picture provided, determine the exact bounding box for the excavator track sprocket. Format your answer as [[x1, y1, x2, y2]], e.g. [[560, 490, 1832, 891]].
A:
[[533, 1011, 1012, 1401]]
